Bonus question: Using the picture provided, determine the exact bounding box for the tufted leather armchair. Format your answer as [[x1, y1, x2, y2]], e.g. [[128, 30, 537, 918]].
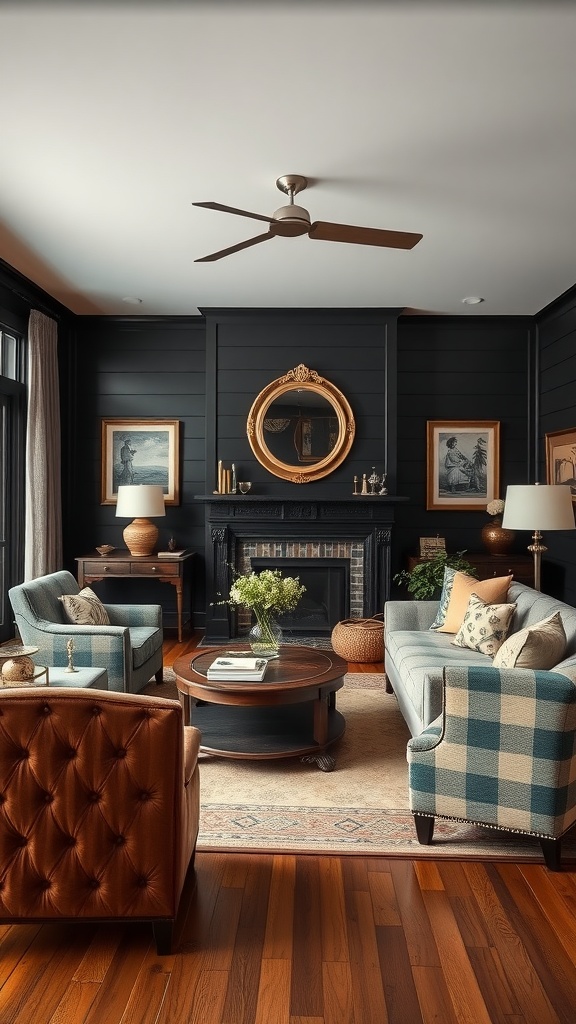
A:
[[0, 686, 201, 954]]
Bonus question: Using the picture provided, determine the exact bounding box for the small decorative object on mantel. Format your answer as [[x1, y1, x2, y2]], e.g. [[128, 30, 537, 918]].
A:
[[355, 469, 387, 495], [482, 498, 515, 554], [238, 481, 251, 494], [215, 460, 238, 494]]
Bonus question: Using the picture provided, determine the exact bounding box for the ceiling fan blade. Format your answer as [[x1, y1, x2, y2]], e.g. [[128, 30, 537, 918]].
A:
[[193, 201, 272, 224], [195, 231, 275, 263], [309, 221, 423, 250]]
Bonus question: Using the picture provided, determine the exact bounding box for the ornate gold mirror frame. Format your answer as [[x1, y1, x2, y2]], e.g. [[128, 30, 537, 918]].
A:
[[247, 364, 355, 482]]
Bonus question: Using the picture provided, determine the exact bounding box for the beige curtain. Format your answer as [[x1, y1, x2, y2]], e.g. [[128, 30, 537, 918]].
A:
[[24, 310, 63, 580]]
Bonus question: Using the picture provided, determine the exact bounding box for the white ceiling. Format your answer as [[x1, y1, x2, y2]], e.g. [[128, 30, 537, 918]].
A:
[[2, 2, 576, 317]]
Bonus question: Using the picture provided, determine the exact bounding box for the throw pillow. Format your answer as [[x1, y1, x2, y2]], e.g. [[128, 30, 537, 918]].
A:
[[429, 566, 458, 630], [437, 572, 513, 634], [492, 611, 566, 670], [451, 593, 516, 656], [60, 587, 110, 626]]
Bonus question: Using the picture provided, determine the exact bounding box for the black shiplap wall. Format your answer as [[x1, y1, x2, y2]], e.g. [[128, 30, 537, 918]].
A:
[[202, 308, 401, 499], [394, 315, 536, 584], [537, 288, 576, 604], [70, 316, 206, 623]]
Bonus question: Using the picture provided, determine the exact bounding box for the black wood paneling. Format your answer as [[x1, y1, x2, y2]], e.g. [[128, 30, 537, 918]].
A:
[[537, 287, 576, 604], [70, 316, 206, 627], [394, 315, 536, 588]]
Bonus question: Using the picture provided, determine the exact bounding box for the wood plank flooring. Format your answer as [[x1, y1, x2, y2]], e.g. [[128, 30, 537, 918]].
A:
[[0, 634, 574, 1023]]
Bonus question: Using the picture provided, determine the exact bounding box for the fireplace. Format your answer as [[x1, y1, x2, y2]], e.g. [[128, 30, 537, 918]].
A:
[[196, 494, 406, 643], [249, 557, 350, 635]]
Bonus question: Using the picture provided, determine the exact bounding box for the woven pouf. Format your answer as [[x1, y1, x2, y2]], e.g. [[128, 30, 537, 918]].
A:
[[331, 614, 384, 663]]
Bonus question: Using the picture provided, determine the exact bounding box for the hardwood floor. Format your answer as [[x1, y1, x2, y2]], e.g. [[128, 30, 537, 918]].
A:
[[0, 634, 575, 1023]]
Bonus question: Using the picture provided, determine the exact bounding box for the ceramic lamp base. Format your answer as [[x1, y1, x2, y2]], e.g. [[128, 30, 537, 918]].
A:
[[123, 518, 159, 557]]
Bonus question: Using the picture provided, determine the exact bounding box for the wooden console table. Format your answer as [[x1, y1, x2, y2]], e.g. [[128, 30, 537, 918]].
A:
[[76, 550, 194, 642]]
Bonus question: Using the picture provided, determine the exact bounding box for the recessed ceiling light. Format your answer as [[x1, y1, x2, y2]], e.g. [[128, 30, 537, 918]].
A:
[[122, 296, 143, 305], [462, 296, 484, 305]]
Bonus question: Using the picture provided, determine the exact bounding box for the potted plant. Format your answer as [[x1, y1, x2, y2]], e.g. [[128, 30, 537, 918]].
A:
[[393, 550, 478, 601], [220, 568, 306, 657]]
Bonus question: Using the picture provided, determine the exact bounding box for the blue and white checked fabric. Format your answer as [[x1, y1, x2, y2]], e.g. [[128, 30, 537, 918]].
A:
[[408, 664, 576, 839], [9, 571, 163, 693]]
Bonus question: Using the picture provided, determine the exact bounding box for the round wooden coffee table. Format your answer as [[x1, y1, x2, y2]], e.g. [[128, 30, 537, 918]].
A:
[[172, 645, 347, 771]]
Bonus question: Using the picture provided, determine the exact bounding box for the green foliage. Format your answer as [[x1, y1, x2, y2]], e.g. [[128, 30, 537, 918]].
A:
[[393, 551, 478, 601]]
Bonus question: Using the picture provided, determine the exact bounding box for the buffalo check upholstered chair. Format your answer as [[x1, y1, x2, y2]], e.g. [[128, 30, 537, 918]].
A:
[[9, 571, 163, 694], [407, 665, 576, 869]]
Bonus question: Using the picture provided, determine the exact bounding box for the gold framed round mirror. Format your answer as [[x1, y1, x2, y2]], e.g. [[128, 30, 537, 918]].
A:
[[247, 364, 355, 482]]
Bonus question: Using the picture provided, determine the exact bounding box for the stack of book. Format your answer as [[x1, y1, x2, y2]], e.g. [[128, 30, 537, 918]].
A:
[[206, 655, 268, 682]]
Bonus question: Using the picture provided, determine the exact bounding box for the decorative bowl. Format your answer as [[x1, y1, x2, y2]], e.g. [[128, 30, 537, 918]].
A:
[[96, 545, 115, 556], [238, 482, 252, 494]]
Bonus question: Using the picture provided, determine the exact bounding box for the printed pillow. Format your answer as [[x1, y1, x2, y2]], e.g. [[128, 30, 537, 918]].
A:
[[492, 611, 566, 670], [429, 566, 459, 630], [60, 587, 110, 626], [437, 572, 513, 634], [451, 593, 516, 656]]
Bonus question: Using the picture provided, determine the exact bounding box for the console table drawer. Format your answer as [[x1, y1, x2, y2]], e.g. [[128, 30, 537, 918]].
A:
[[131, 561, 179, 577], [84, 560, 132, 575]]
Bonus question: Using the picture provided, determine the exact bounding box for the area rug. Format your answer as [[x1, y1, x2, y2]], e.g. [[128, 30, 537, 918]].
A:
[[144, 671, 576, 861]]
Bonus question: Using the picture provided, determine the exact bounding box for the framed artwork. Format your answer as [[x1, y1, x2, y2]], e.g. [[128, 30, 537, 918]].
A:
[[426, 420, 500, 511], [419, 536, 446, 559], [101, 419, 180, 505], [545, 426, 576, 503]]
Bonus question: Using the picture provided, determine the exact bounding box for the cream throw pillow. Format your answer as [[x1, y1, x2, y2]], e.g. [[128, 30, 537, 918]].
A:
[[451, 593, 516, 656], [492, 611, 566, 670], [60, 587, 110, 626], [437, 572, 513, 634]]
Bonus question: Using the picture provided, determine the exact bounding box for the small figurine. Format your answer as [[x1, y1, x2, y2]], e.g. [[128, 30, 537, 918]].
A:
[[361, 473, 368, 495], [353, 475, 359, 495], [65, 637, 78, 673], [368, 466, 380, 494], [168, 537, 177, 551]]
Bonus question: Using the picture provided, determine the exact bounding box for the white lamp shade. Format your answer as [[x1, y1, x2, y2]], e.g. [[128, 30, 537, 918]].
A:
[[115, 484, 166, 518], [502, 484, 575, 531]]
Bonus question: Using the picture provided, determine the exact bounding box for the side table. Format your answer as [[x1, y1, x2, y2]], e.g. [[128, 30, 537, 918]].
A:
[[76, 549, 195, 643]]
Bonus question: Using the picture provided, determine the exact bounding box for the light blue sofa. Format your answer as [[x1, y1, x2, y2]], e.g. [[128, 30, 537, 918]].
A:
[[384, 581, 576, 736], [9, 570, 163, 693]]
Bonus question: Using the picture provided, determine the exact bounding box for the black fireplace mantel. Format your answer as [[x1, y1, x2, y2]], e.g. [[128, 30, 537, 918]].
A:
[[195, 494, 408, 643]]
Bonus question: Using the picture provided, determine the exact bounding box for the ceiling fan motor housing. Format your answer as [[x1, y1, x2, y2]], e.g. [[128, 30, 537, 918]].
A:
[[271, 204, 311, 236]]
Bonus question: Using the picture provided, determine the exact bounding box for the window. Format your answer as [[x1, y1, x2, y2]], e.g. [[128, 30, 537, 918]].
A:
[[0, 325, 26, 643]]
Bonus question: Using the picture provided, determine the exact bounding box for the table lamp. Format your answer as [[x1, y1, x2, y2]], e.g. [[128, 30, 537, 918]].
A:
[[501, 483, 575, 591], [115, 484, 166, 556]]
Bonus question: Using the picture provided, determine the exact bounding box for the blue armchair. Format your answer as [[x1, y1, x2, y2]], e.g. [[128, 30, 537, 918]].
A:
[[407, 664, 576, 869], [9, 570, 163, 694]]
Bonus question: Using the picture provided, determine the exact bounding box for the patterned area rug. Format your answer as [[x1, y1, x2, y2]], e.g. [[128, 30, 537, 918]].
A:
[[144, 671, 576, 861]]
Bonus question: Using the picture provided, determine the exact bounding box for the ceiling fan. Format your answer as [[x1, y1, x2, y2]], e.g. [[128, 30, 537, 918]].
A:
[[193, 175, 422, 262]]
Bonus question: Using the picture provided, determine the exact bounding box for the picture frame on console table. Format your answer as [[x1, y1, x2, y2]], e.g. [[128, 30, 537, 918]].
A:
[[426, 420, 500, 511], [545, 426, 576, 503], [101, 418, 180, 505]]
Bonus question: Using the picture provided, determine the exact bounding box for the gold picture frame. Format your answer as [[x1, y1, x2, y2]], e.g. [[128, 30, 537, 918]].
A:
[[101, 419, 180, 505], [545, 426, 576, 503], [426, 420, 500, 511]]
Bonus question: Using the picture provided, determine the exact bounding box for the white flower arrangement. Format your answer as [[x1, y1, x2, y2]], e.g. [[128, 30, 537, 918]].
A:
[[227, 568, 306, 613], [486, 498, 505, 516]]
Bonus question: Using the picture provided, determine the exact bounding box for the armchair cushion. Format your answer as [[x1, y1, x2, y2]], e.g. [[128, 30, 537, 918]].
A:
[[60, 586, 110, 625]]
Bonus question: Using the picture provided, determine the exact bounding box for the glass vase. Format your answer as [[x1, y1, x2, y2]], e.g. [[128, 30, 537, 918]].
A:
[[249, 606, 283, 658]]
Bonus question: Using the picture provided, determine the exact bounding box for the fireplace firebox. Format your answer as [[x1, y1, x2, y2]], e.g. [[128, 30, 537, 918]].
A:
[[249, 557, 350, 635]]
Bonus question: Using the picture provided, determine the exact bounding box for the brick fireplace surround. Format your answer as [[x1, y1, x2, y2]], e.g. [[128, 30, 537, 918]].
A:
[[196, 495, 405, 644]]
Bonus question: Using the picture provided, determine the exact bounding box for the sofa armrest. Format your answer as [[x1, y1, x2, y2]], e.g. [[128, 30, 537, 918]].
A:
[[105, 604, 163, 628], [407, 715, 443, 752], [385, 600, 439, 635]]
